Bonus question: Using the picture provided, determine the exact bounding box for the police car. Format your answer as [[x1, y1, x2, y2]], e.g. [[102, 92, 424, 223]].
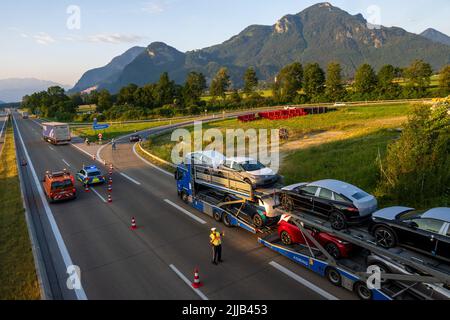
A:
[[76, 165, 106, 185]]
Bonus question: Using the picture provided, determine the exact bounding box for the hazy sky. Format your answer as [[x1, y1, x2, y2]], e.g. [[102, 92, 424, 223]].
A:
[[1, 0, 449, 86]]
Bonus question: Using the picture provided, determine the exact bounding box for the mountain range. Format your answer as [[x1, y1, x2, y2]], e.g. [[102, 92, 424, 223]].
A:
[[421, 28, 450, 46], [0, 78, 70, 103], [72, 2, 450, 93]]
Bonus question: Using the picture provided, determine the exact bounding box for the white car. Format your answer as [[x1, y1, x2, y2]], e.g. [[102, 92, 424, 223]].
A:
[[185, 150, 225, 169], [221, 157, 279, 188]]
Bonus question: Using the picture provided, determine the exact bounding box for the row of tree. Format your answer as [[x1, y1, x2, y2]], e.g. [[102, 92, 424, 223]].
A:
[[22, 60, 450, 121]]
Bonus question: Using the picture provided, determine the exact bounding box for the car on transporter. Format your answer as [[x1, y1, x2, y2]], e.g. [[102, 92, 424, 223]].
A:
[[279, 180, 378, 230], [369, 207, 450, 263]]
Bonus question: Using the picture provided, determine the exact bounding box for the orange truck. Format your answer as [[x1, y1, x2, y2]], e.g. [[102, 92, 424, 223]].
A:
[[43, 170, 77, 203]]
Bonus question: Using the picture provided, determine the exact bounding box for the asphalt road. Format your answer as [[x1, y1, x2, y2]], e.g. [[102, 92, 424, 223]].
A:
[[13, 113, 356, 300]]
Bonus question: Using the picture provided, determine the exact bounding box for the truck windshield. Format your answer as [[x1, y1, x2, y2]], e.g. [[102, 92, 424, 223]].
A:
[[241, 161, 265, 172], [51, 180, 73, 190]]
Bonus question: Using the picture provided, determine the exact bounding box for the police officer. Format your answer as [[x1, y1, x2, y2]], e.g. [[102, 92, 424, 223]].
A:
[[210, 228, 224, 265]]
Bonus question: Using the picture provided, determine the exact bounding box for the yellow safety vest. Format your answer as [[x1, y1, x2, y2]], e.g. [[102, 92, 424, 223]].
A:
[[210, 231, 222, 246]]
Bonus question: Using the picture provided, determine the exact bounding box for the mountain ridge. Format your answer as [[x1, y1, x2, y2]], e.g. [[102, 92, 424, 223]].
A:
[[0, 78, 70, 103], [421, 28, 450, 46]]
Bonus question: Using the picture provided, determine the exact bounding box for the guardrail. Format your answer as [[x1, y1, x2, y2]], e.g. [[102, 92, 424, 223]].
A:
[[137, 142, 176, 168]]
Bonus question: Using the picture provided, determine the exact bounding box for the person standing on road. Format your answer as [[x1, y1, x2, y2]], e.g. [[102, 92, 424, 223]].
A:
[[210, 227, 224, 265], [111, 138, 116, 151]]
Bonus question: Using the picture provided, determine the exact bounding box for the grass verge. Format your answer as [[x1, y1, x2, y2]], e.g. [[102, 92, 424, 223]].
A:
[[0, 118, 40, 300]]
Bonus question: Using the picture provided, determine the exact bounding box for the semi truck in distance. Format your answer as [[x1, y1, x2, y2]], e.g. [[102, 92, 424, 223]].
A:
[[22, 111, 29, 119], [42, 122, 71, 145]]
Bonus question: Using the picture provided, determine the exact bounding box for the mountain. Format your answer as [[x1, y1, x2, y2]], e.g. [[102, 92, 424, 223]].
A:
[[70, 46, 145, 93], [74, 2, 450, 93], [0, 78, 70, 103], [420, 28, 450, 46]]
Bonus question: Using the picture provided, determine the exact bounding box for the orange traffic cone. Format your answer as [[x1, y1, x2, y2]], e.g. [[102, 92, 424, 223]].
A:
[[93, 155, 96, 161], [107, 185, 112, 193], [131, 217, 137, 230], [192, 268, 202, 289], [84, 184, 89, 192], [107, 194, 112, 203]]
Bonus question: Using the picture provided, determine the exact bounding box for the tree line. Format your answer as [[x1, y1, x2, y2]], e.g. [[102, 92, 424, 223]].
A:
[[22, 60, 450, 121]]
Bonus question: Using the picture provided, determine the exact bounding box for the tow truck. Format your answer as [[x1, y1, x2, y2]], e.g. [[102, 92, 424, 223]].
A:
[[175, 162, 450, 300]]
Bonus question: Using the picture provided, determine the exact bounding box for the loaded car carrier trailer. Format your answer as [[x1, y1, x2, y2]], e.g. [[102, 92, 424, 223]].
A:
[[175, 163, 450, 300]]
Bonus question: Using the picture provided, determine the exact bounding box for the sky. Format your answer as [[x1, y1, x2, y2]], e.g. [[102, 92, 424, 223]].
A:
[[1, 0, 449, 86]]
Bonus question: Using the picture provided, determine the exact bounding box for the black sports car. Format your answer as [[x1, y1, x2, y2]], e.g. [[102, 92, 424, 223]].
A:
[[369, 207, 450, 263], [129, 134, 142, 143]]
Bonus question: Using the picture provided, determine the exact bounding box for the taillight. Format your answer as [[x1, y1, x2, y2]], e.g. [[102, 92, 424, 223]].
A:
[[347, 207, 358, 212], [72, 188, 76, 193]]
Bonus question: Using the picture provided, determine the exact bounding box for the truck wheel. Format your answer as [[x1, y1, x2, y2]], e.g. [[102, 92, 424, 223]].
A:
[[213, 211, 222, 222], [222, 213, 233, 228], [325, 267, 342, 286], [253, 214, 264, 228], [280, 231, 293, 245], [354, 282, 373, 301], [329, 211, 347, 230]]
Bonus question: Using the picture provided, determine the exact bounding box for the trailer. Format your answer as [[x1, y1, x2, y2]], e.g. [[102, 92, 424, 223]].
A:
[[175, 163, 281, 234], [42, 122, 71, 145], [260, 208, 450, 300]]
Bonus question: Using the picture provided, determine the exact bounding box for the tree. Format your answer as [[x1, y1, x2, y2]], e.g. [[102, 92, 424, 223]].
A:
[[272, 62, 303, 102], [303, 63, 325, 99], [97, 89, 113, 112], [404, 59, 433, 96], [184, 72, 207, 105], [378, 104, 449, 206], [243, 67, 258, 95], [377, 65, 400, 99], [117, 84, 138, 105], [325, 62, 345, 101], [210, 67, 231, 99], [354, 63, 377, 96], [155, 72, 177, 106], [438, 65, 450, 95]]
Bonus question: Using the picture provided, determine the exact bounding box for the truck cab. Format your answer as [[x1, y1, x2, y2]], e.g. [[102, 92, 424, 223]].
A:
[[43, 170, 76, 203]]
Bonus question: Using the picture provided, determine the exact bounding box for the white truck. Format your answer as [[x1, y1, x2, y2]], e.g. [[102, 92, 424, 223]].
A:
[[42, 122, 71, 145]]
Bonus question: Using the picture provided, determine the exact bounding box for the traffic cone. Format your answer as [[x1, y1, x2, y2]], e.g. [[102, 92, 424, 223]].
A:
[[108, 177, 113, 184], [93, 155, 96, 161], [84, 184, 89, 192], [192, 268, 202, 289], [131, 217, 137, 230], [107, 194, 112, 203], [107, 185, 112, 193]]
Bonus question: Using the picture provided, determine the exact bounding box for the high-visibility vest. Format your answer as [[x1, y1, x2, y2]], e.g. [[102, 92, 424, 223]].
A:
[[210, 231, 221, 246]]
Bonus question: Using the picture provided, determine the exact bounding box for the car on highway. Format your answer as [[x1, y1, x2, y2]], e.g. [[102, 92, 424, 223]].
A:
[[369, 207, 450, 263], [279, 179, 378, 230], [43, 170, 76, 203], [129, 134, 142, 143], [185, 150, 225, 169], [220, 157, 280, 188], [76, 165, 106, 185], [278, 214, 353, 259]]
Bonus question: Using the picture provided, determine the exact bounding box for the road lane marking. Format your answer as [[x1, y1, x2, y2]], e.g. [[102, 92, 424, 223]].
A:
[[90, 187, 107, 203], [62, 159, 71, 168], [269, 261, 338, 300], [169, 264, 208, 301], [119, 172, 141, 185], [12, 115, 88, 300], [132, 143, 172, 177], [71, 143, 97, 160], [164, 199, 207, 225], [48, 146, 55, 151]]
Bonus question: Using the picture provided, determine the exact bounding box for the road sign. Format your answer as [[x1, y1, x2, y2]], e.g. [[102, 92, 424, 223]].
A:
[[93, 124, 110, 130], [98, 133, 103, 140]]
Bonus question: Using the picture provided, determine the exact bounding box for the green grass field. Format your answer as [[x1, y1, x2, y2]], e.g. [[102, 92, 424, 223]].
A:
[[0, 119, 40, 300]]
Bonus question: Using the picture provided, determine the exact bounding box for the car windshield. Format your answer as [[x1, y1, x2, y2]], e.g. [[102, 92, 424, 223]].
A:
[[241, 161, 265, 172], [88, 171, 101, 177], [351, 191, 370, 200], [399, 210, 425, 220], [51, 180, 73, 190]]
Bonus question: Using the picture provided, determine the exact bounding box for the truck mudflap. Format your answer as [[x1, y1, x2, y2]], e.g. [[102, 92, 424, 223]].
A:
[[258, 235, 392, 301]]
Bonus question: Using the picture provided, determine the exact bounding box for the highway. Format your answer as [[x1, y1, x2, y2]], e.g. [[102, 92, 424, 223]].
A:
[[13, 112, 356, 300], [0, 115, 8, 155]]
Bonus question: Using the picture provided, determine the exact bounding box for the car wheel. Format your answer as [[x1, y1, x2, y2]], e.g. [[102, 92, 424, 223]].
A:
[[325, 267, 342, 286], [325, 242, 342, 260], [329, 211, 347, 230], [281, 194, 294, 212], [223, 213, 233, 228], [213, 211, 222, 222], [374, 226, 397, 249], [280, 231, 293, 245], [253, 214, 264, 228], [354, 282, 373, 301]]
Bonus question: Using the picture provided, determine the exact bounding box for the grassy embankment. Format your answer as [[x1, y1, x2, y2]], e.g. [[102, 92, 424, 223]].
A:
[[142, 103, 419, 207], [0, 118, 40, 300]]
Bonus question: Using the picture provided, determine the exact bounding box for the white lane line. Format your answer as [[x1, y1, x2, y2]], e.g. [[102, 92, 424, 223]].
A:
[[119, 172, 141, 186], [90, 187, 107, 203], [169, 264, 209, 301], [269, 261, 339, 300], [70, 143, 96, 160], [164, 199, 207, 225], [62, 159, 71, 168], [31, 118, 43, 127], [48, 146, 55, 151], [12, 115, 88, 300], [132, 143, 172, 177]]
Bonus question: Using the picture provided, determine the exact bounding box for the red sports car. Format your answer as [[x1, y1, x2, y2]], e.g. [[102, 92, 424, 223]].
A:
[[278, 214, 353, 259]]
